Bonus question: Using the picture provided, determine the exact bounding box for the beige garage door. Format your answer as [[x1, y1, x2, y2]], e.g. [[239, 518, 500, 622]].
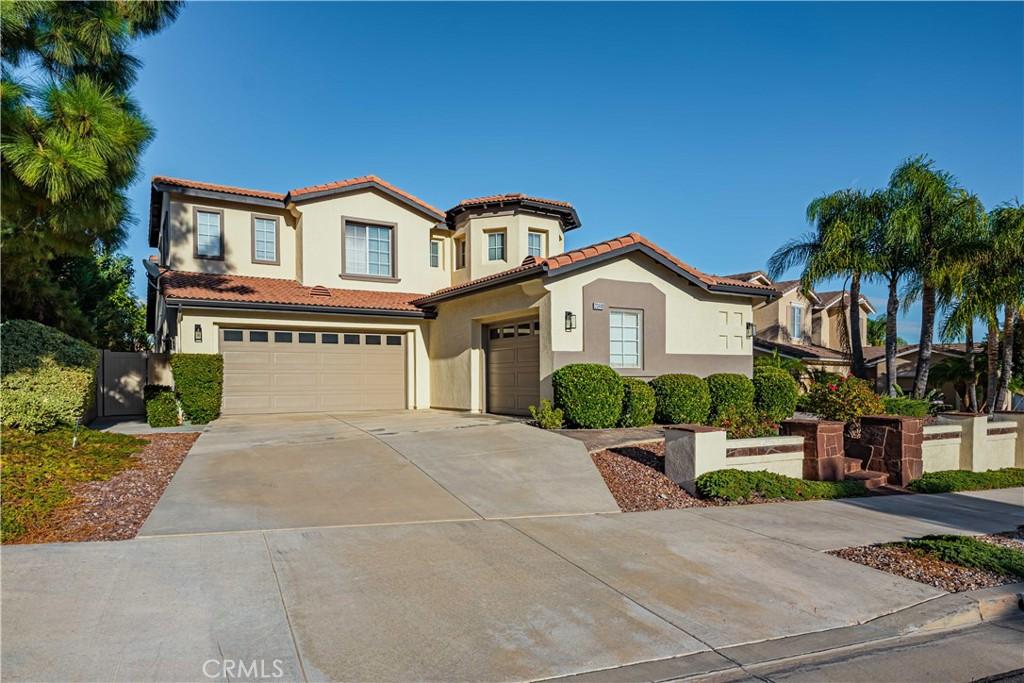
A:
[[220, 329, 406, 415], [486, 319, 540, 416]]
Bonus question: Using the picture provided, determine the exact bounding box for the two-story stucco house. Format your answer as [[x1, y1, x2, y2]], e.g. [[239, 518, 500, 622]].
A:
[[145, 175, 775, 415]]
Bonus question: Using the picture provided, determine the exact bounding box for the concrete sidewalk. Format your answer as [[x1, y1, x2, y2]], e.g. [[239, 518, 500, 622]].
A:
[[4, 489, 1020, 682]]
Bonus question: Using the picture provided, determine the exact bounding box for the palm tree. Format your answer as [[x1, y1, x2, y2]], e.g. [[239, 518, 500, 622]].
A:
[[989, 202, 1024, 410], [768, 189, 877, 379], [888, 156, 986, 398], [868, 188, 914, 396]]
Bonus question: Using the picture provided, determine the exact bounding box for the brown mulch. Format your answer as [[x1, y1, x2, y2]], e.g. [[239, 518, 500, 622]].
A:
[[15, 432, 199, 544], [590, 441, 716, 512], [829, 540, 1021, 593]]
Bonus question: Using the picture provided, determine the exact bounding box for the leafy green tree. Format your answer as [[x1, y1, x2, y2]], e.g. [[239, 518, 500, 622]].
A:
[[867, 315, 907, 346], [0, 0, 180, 342], [987, 202, 1024, 410]]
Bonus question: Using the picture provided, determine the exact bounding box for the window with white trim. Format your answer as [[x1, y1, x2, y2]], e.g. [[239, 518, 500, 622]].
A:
[[195, 210, 222, 258], [253, 217, 277, 263], [790, 304, 803, 340], [345, 222, 392, 277], [429, 239, 441, 268], [609, 309, 642, 369], [528, 231, 544, 258], [487, 231, 506, 261]]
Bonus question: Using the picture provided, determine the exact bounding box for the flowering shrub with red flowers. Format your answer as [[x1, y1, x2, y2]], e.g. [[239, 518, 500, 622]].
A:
[[798, 374, 885, 433]]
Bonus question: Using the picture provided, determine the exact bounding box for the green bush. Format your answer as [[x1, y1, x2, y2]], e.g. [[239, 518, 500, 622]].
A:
[[695, 469, 867, 502], [799, 374, 884, 429], [753, 366, 799, 422], [619, 378, 656, 427], [145, 386, 179, 428], [170, 354, 223, 424], [907, 468, 1024, 494], [649, 374, 710, 424], [712, 406, 779, 438], [552, 364, 624, 428], [897, 535, 1024, 578], [706, 373, 755, 420], [0, 320, 98, 433], [529, 399, 564, 430], [882, 395, 930, 418]]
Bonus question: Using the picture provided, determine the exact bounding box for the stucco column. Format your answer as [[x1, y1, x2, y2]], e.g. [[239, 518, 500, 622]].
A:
[[994, 411, 1024, 468], [664, 425, 727, 494], [938, 412, 988, 472]]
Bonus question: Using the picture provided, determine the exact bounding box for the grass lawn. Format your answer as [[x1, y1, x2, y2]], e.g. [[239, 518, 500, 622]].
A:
[[907, 468, 1024, 494], [896, 535, 1024, 578], [1, 428, 145, 542]]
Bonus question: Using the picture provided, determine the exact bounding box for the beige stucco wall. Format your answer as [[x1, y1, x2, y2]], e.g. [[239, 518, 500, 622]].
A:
[[295, 189, 449, 293], [994, 412, 1024, 467], [754, 288, 813, 344], [450, 211, 566, 286], [922, 425, 962, 473], [664, 429, 804, 493], [172, 307, 431, 409], [165, 194, 297, 279]]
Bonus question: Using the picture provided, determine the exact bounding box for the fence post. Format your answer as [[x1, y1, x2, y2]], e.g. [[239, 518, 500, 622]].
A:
[[780, 418, 845, 481]]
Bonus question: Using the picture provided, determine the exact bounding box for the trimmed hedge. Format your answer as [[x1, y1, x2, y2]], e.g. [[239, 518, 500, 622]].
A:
[[753, 366, 799, 422], [552, 363, 624, 428], [170, 354, 223, 424], [695, 469, 867, 502], [649, 374, 710, 425], [706, 373, 755, 420], [907, 468, 1024, 494], [619, 378, 656, 427], [145, 385, 179, 427], [882, 395, 930, 418], [0, 320, 98, 433]]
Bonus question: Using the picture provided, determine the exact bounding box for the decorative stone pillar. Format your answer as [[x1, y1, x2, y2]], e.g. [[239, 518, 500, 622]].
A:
[[781, 418, 846, 481], [663, 425, 727, 494], [847, 415, 923, 487]]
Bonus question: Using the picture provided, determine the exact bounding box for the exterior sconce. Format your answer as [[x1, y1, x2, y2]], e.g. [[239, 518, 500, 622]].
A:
[[194, 324, 203, 343], [564, 311, 577, 332], [746, 322, 756, 338]]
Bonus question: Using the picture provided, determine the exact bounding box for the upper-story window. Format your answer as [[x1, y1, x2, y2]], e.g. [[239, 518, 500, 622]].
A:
[[528, 231, 545, 258], [429, 239, 442, 268], [455, 236, 466, 269], [344, 221, 394, 278], [194, 208, 224, 259], [487, 230, 506, 261], [252, 215, 279, 264], [790, 303, 803, 341], [610, 309, 642, 369]]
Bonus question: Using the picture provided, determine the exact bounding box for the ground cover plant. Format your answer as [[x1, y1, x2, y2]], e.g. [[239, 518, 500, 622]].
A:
[[897, 535, 1024, 578], [907, 468, 1024, 494], [1, 428, 145, 542], [695, 468, 867, 502]]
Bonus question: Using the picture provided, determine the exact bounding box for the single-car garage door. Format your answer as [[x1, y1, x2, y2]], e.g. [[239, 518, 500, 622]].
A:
[[486, 319, 540, 416], [220, 329, 406, 414]]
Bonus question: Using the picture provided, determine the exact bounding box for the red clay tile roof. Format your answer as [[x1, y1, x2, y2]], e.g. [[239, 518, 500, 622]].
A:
[[152, 176, 286, 201], [754, 338, 849, 362], [414, 232, 776, 305], [457, 193, 575, 210], [288, 175, 445, 218], [160, 270, 426, 313]]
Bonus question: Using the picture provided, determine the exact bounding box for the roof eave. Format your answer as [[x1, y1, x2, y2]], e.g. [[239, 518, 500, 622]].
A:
[[153, 181, 284, 208], [287, 181, 445, 221], [163, 297, 435, 319], [447, 199, 581, 231], [412, 267, 544, 307]]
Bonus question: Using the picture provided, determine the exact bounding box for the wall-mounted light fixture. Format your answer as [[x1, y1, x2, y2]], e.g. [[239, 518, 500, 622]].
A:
[[746, 322, 756, 339], [194, 324, 203, 343], [564, 311, 577, 332]]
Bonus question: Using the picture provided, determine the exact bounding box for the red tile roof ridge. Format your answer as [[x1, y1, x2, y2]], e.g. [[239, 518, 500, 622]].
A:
[[288, 174, 445, 217], [457, 193, 575, 209], [151, 176, 285, 201]]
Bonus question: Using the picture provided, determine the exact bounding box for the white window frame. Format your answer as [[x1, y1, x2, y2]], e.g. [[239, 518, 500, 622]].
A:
[[344, 221, 393, 278], [487, 230, 506, 262], [790, 303, 804, 341], [527, 230, 545, 258], [609, 308, 643, 369], [252, 215, 278, 264], [429, 239, 442, 268], [194, 209, 223, 259]]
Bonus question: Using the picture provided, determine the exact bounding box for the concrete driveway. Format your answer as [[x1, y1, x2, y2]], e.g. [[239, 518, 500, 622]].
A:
[[139, 410, 619, 536]]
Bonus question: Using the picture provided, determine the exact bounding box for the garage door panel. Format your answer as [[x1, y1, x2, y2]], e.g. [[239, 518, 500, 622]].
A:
[[223, 373, 272, 390], [487, 320, 540, 417], [272, 373, 320, 388]]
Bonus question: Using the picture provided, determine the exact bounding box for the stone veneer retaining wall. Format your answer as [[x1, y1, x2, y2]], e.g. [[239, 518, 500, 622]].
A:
[[845, 415, 923, 487]]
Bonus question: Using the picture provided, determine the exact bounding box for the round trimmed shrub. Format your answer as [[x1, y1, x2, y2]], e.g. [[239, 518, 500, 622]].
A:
[[753, 366, 799, 422], [706, 373, 755, 419], [552, 364, 624, 428], [649, 374, 711, 425], [618, 378, 656, 427]]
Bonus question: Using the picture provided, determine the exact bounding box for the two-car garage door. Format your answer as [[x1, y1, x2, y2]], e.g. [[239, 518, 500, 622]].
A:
[[220, 328, 406, 415]]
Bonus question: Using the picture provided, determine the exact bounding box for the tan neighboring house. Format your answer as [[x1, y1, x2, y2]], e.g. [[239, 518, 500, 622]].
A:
[[146, 175, 776, 416], [723, 271, 874, 375]]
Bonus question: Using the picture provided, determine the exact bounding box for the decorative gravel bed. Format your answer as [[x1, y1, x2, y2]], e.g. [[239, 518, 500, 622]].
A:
[[14, 433, 199, 544], [591, 441, 716, 511]]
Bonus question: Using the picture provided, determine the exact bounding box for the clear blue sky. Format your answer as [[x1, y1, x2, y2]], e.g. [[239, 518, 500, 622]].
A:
[[127, 1, 1023, 342]]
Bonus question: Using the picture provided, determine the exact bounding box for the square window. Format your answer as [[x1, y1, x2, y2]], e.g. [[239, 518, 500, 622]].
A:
[[322, 333, 339, 344], [344, 334, 360, 345], [253, 216, 277, 263], [274, 331, 293, 343], [249, 331, 268, 342], [345, 222, 392, 277], [365, 335, 381, 345], [223, 330, 243, 342], [195, 210, 222, 258], [487, 231, 506, 261], [386, 335, 402, 346], [609, 309, 642, 369], [298, 332, 316, 343]]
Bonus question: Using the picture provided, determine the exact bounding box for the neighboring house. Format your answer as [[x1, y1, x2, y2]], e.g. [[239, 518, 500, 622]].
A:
[[146, 175, 775, 416], [863, 343, 984, 406], [724, 271, 874, 375]]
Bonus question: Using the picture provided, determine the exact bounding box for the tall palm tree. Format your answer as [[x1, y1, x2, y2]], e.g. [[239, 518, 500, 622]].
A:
[[868, 188, 913, 395], [888, 156, 986, 398], [768, 189, 877, 379], [989, 202, 1024, 410]]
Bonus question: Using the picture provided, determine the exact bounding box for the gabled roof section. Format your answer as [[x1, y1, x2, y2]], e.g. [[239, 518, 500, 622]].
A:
[[771, 279, 823, 304], [413, 232, 777, 306], [815, 290, 876, 314], [287, 175, 446, 221], [448, 193, 582, 231], [724, 270, 773, 286], [754, 338, 849, 362], [152, 176, 286, 201]]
